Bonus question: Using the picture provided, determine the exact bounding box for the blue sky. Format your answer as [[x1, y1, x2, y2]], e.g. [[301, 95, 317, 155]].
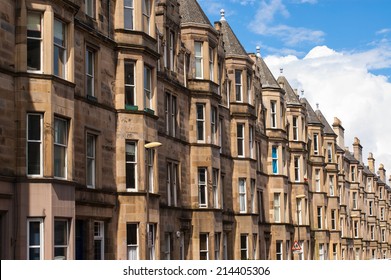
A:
[[198, 0, 391, 172]]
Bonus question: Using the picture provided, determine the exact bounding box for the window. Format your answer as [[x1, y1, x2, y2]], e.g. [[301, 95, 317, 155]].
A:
[[370, 225, 375, 240], [274, 193, 280, 222], [367, 177, 372, 192], [165, 93, 177, 137], [86, 134, 96, 188], [180, 233, 185, 260], [214, 233, 220, 260], [196, 104, 205, 141], [369, 201, 373, 216], [142, 0, 151, 34], [235, 70, 242, 101], [211, 107, 217, 144], [86, 48, 95, 97], [240, 234, 248, 260], [293, 116, 298, 141], [54, 18, 66, 78], [126, 141, 137, 190], [144, 66, 152, 110], [85, 0, 95, 17], [327, 143, 332, 162], [198, 168, 207, 207], [167, 162, 178, 206], [146, 147, 154, 192], [219, 117, 223, 153], [194, 42, 203, 79], [237, 123, 244, 157], [124, 0, 134, 30], [27, 12, 42, 72], [250, 179, 255, 213], [294, 156, 300, 182], [252, 234, 257, 260], [340, 218, 344, 237], [256, 142, 262, 171], [247, 72, 252, 104], [169, 31, 175, 70], [352, 192, 357, 209], [332, 244, 337, 260], [296, 198, 302, 225], [313, 133, 319, 155], [351, 166, 356, 182], [317, 207, 322, 229], [209, 47, 214, 81], [331, 210, 336, 230], [239, 178, 246, 213], [315, 169, 321, 192], [353, 221, 359, 238], [147, 224, 155, 260], [125, 61, 136, 107], [223, 233, 228, 260], [270, 101, 277, 128], [380, 207, 385, 220], [212, 169, 219, 209], [27, 113, 43, 176], [258, 191, 264, 222], [318, 243, 324, 260], [329, 175, 334, 196], [27, 219, 43, 260], [379, 186, 383, 199], [54, 219, 68, 260], [272, 146, 278, 174], [200, 233, 209, 260], [127, 223, 138, 260], [54, 117, 68, 179], [164, 233, 172, 260], [276, 241, 283, 260], [94, 221, 104, 260], [249, 125, 254, 158]]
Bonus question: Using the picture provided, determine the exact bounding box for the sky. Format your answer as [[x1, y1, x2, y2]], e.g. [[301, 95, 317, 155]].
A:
[[198, 0, 391, 174]]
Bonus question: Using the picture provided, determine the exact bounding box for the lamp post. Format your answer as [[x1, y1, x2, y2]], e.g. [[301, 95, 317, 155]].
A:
[[144, 142, 162, 260]]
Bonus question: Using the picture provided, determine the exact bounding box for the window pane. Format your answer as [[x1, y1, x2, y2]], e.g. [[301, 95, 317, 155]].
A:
[[29, 221, 40, 246], [124, 0, 134, 29], [29, 248, 41, 260], [28, 114, 41, 140], [28, 142, 41, 174], [54, 220, 67, 246], [54, 145, 66, 178], [87, 134, 94, 157], [54, 19, 64, 46], [127, 224, 137, 245], [54, 118, 67, 145]]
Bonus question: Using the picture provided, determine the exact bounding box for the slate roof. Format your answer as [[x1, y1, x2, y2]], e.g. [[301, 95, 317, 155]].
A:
[[277, 76, 301, 105], [315, 109, 337, 136], [178, 0, 212, 26], [219, 15, 248, 57], [300, 98, 323, 126], [255, 56, 280, 89]]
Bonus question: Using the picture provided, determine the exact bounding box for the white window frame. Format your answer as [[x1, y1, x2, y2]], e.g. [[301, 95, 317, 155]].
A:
[[315, 169, 321, 192], [369, 201, 373, 216], [381, 228, 386, 242], [126, 141, 137, 190], [247, 72, 252, 104], [240, 234, 248, 260], [199, 233, 209, 260], [380, 207, 385, 220], [124, 0, 134, 30], [127, 223, 139, 260], [272, 146, 278, 174], [147, 223, 155, 260], [27, 113, 43, 176], [198, 167, 207, 208], [53, 18, 66, 78], [212, 169, 219, 209], [327, 143, 333, 162], [250, 179, 255, 214], [274, 193, 281, 222], [296, 198, 302, 225], [144, 65, 153, 110], [294, 156, 300, 182], [214, 232, 220, 260], [167, 162, 178, 207], [252, 234, 257, 260], [293, 116, 299, 141], [211, 106, 217, 144], [54, 117, 68, 179], [317, 207, 322, 229], [86, 47, 95, 97], [125, 61, 136, 107], [54, 219, 69, 260], [165, 92, 177, 137], [351, 165, 356, 182], [142, 0, 151, 34], [194, 41, 203, 79], [354, 220, 359, 238], [249, 125, 254, 158], [27, 218, 44, 260], [146, 147, 154, 193], [93, 221, 104, 260], [270, 101, 277, 128], [85, 0, 95, 18], [209, 47, 214, 81], [237, 123, 245, 157], [331, 210, 336, 230], [313, 133, 319, 155], [319, 243, 324, 260], [329, 175, 334, 196], [27, 12, 42, 73], [164, 232, 172, 260], [276, 241, 283, 260], [239, 178, 246, 213], [86, 133, 96, 188], [235, 70, 242, 101], [352, 192, 358, 209], [196, 104, 205, 142]]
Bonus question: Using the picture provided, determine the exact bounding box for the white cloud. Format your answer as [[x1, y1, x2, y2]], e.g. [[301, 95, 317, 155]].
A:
[[249, 0, 324, 46], [264, 45, 391, 172]]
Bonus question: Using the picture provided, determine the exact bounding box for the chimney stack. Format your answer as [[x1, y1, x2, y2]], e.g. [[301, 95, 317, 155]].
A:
[[353, 137, 363, 164], [368, 152, 375, 173], [332, 117, 345, 149], [378, 164, 386, 182]]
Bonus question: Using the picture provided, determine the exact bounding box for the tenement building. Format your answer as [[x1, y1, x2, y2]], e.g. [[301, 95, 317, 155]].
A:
[[0, 0, 390, 260]]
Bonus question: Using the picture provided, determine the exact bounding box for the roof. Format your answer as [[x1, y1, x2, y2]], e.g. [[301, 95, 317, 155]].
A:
[[277, 76, 301, 105], [219, 12, 248, 57], [255, 55, 280, 89], [300, 98, 323, 126], [315, 109, 337, 136], [178, 0, 212, 26]]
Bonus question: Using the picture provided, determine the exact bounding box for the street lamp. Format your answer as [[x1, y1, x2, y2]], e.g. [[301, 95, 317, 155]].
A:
[[144, 141, 162, 260]]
